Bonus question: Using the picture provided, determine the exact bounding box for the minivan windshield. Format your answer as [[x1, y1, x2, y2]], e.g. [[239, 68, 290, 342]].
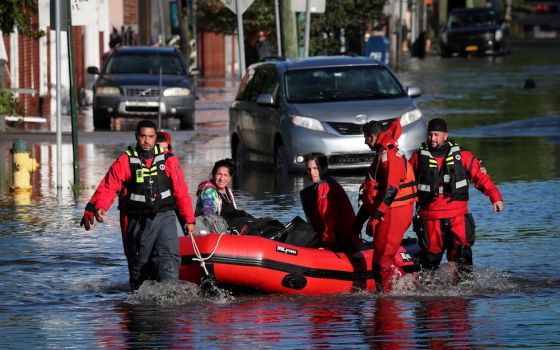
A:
[[104, 52, 186, 75], [285, 66, 405, 103], [448, 9, 499, 29]]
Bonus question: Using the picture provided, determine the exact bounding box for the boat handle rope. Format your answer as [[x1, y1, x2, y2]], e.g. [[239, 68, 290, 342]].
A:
[[189, 232, 228, 276]]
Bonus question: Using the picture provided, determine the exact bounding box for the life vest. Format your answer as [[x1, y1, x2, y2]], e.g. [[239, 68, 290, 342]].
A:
[[360, 149, 417, 209], [416, 141, 469, 205], [122, 145, 176, 215], [195, 180, 237, 216]]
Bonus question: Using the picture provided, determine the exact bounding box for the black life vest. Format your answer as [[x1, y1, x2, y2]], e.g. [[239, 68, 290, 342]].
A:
[[122, 145, 176, 215], [416, 141, 469, 205]]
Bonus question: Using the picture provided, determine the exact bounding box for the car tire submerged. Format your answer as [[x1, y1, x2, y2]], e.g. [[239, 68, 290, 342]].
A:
[[93, 110, 111, 130], [274, 144, 290, 176]]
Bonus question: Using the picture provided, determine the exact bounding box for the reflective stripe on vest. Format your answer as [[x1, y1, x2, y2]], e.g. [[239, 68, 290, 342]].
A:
[[361, 149, 417, 208], [417, 141, 469, 203], [123, 145, 176, 214]]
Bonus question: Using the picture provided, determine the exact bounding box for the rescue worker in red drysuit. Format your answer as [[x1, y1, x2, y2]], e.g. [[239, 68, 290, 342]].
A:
[[117, 130, 176, 255], [80, 120, 196, 290], [352, 119, 417, 292], [408, 118, 503, 279], [300, 152, 361, 251]]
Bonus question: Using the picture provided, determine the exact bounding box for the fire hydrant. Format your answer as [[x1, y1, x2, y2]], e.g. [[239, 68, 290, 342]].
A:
[[11, 139, 39, 192]]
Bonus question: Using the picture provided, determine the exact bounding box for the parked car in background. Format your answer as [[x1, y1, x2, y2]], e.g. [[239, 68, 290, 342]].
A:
[[440, 7, 509, 57], [229, 56, 426, 173], [88, 46, 199, 130]]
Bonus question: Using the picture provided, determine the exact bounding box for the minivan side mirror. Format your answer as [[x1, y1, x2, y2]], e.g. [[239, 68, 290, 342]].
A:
[[87, 66, 100, 75], [407, 86, 422, 98], [256, 93, 275, 106]]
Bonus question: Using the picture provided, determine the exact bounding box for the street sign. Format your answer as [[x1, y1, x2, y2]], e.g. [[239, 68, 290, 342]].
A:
[[220, 0, 255, 15], [291, 0, 326, 13], [44, 0, 98, 29], [70, 0, 98, 26]]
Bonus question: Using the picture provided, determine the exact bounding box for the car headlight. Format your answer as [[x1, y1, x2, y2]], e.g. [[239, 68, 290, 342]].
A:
[[163, 87, 192, 96], [290, 115, 325, 132], [95, 86, 120, 96], [495, 29, 503, 42], [400, 108, 422, 127]]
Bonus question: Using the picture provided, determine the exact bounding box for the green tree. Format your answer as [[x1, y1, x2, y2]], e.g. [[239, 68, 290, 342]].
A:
[[0, 87, 19, 116], [0, 0, 42, 37], [196, 0, 275, 36], [195, 0, 386, 57], [311, 0, 387, 55]]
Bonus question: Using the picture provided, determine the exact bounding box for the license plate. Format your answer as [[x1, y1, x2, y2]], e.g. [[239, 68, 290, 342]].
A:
[[465, 45, 478, 52]]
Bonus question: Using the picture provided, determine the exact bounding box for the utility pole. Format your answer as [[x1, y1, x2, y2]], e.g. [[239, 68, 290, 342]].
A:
[[280, 0, 298, 58]]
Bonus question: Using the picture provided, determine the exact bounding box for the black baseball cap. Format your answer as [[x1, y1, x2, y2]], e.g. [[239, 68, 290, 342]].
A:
[[427, 118, 448, 132]]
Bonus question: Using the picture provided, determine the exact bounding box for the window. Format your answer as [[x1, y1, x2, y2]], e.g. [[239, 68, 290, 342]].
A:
[[105, 53, 186, 75], [248, 66, 279, 102], [285, 66, 405, 103]]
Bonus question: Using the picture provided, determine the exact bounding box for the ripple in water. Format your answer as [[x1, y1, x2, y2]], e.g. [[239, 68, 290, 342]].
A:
[[123, 280, 234, 306], [390, 265, 515, 297]]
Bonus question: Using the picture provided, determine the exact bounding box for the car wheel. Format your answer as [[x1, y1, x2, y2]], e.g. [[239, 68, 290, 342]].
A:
[[93, 110, 111, 130], [180, 112, 195, 130], [234, 140, 247, 173], [274, 144, 290, 175]]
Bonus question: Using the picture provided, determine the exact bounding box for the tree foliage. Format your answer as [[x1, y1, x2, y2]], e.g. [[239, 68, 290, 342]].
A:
[[0, 87, 20, 116], [196, 0, 275, 37], [311, 0, 387, 55], [196, 0, 387, 56], [0, 0, 42, 37]]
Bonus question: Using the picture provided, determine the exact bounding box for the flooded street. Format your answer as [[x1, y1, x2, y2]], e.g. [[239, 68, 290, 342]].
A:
[[1, 43, 560, 348]]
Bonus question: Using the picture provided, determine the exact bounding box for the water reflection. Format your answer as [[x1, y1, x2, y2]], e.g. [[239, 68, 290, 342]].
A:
[[414, 298, 473, 349]]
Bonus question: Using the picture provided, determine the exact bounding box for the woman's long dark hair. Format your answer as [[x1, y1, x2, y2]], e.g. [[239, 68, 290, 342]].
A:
[[211, 158, 236, 178]]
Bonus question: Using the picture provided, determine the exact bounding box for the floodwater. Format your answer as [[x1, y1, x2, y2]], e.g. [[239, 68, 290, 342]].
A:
[[1, 43, 560, 349]]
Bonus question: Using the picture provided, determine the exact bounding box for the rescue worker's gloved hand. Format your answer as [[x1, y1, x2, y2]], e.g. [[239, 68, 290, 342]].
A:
[[80, 203, 96, 231]]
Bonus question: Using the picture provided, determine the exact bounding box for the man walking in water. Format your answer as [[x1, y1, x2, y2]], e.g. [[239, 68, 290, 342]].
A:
[[80, 120, 196, 290]]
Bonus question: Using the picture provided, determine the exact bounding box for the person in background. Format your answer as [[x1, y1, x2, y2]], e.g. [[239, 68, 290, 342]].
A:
[[409, 118, 503, 281], [149, 36, 161, 47], [254, 30, 274, 61], [352, 119, 417, 292], [300, 153, 360, 251], [102, 27, 121, 63], [80, 120, 196, 291], [156, 131, 172, 152]]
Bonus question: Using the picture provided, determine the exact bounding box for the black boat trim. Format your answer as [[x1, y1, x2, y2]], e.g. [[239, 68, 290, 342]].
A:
[[182, 253, 418, 280]]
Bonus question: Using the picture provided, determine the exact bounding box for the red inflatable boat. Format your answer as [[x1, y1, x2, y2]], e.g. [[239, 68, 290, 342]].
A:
[[179, 233, 420, 294]]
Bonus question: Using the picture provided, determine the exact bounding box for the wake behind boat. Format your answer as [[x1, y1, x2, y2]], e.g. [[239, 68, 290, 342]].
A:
[[179, 233, 420, 294]]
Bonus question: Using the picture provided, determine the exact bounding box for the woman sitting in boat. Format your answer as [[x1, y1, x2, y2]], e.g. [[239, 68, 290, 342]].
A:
[[195, 158, 254, 233], [196, 158, 238, 216]]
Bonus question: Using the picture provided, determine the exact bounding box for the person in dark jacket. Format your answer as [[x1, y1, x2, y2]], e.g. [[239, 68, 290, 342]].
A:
[[300, 153, 360, 251], [409, 118, 503, 281], [254, 31, 274, 61], [80, 120, 196, 290]]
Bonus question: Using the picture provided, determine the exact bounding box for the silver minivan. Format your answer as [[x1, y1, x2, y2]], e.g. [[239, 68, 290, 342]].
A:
[[229, 56, 426, 173]]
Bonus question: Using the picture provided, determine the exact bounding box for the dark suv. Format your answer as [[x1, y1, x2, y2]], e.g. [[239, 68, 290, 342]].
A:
[[440, 7, 509, 57], [229, 56, 426, 173], [88, 46, 198, 130]]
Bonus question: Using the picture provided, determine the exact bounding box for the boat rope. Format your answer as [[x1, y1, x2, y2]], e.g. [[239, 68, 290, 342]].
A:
[[189, 231, 228, 276]]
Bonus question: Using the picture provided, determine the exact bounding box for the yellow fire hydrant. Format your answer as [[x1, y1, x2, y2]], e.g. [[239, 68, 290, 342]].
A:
[[11, 139, 39, 192]]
